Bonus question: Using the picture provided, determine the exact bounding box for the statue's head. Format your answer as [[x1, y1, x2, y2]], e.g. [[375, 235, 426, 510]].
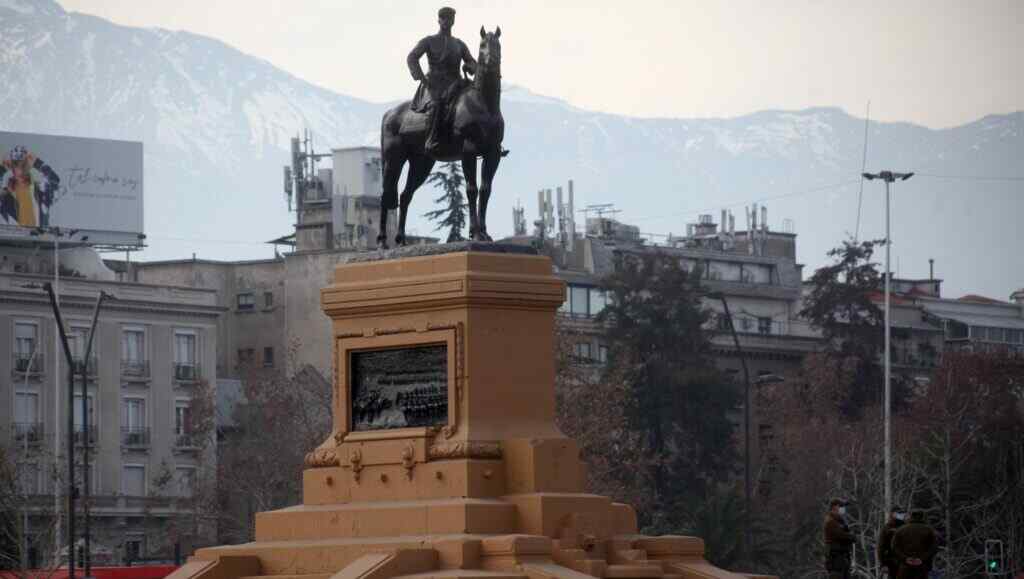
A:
[[438, 7, 455, 33]]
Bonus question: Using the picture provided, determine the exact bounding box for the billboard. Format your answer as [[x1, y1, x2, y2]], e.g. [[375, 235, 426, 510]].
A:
[[0, 131, 143, 246]]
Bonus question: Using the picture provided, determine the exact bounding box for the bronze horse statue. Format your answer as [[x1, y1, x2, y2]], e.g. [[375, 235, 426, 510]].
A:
[[378, 27, 504, 248]]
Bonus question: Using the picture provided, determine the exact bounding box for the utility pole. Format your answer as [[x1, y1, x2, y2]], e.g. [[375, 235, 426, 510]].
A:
[[861, 170, 914, 515], [706, 291, 752, 562], [30, 225, 82, 565], [81, 291, 113, 578]]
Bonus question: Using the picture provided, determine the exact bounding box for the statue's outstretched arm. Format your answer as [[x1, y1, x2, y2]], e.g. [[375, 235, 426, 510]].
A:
[[407, 38, 429, 81]]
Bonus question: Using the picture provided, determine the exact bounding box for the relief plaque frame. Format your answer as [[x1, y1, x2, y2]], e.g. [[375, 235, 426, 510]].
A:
[[334, 325, 461, 445]]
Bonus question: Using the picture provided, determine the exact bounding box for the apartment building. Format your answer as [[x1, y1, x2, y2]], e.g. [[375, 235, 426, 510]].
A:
[[0, 250, 220, 565]]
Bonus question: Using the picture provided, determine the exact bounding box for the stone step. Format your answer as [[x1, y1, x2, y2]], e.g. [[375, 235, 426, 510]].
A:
[[237, 575, 332, 579], [394, 571, 528, 579], [603, 564, 664, 579], [256, 498, 518, 541], [194, 537, 440, 575]]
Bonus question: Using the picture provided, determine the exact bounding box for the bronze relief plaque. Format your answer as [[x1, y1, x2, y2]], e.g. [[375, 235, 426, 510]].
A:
[[350, 344, 448, 431]]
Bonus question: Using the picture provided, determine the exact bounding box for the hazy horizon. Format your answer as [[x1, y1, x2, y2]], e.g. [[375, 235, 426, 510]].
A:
[[58, 0, 1023, 130]]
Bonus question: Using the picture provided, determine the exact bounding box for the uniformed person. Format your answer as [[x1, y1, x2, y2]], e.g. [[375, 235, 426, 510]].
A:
[[824, 498, 855, 579], [877, 506, 906, 577], [407, 6, 478, 157], [891, 511, 937, 579]]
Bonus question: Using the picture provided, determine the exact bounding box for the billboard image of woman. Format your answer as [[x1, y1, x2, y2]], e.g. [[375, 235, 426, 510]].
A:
[[0, 144, 61, 228]]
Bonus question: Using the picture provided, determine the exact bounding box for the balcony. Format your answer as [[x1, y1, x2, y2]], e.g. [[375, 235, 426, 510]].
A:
[[12, 353, 45, 375], [174, 363, 201, 383], [121, 427, 150, 449], [121, 359, 150, 380], [12, 422, 44, 446], [73, 425, 98, 447], [174, 432, 198, 450], [71, 355, 99, 377]]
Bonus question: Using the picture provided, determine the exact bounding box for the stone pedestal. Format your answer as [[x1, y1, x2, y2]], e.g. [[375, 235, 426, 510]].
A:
[[168, 246, 773, 579]]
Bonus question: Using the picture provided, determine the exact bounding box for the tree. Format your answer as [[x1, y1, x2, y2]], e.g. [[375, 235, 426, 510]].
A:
[[799, 238, 908, 417], [902, 352, 1024, 576], [596, 252, 741, 530], [215, 341, 332, 543], [423, 162, 467, 243]]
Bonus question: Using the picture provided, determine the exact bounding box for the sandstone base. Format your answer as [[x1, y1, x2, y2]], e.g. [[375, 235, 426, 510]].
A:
[[166, 249, 774, 579]]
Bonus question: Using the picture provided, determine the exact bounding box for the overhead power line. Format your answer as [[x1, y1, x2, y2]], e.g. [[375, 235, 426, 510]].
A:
[[914, 173, 1024, 182]]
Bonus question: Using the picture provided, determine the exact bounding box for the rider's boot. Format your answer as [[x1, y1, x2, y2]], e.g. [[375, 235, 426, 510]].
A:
[[424, 105, 443, 158]]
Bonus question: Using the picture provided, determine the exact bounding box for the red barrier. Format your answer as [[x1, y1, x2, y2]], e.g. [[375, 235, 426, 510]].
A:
[[1, 566, 178, 579]]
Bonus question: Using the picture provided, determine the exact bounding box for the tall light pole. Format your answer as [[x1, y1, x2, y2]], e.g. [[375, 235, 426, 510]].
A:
[[861, 170, 913, 514], [80, 290, 114, 579], [706, 291, 752, 562]]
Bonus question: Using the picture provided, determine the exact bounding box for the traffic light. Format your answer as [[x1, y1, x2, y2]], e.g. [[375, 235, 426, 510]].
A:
[[984, 539, 1004, 576]]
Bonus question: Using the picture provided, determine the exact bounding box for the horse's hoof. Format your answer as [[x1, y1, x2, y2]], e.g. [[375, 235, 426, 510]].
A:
[[395, 233, 407, 246], [481, 231, 493, 242], [376, 235, 389, 249]]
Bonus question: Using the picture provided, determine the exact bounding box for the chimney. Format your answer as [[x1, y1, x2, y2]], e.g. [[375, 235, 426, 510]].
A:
[[929, 258, 934, 281], [568, 180, 575, 241]]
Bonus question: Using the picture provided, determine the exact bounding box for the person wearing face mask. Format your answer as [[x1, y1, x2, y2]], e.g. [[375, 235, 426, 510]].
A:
[[878, 506, 906, 577], [824, 498, 855, 579]]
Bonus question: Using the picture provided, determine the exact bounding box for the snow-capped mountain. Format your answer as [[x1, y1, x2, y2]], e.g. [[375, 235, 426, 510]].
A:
[[1, 0, 1021, 298]]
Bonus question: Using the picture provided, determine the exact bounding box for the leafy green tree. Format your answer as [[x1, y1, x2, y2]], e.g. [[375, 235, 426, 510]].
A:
[[423, 162, 466, 243], [597, 251, 741, 529], [800, 238, 904, 417]]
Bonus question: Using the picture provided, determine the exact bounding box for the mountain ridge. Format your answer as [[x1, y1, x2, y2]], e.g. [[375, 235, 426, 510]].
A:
[[1, 1, 1021, 298]]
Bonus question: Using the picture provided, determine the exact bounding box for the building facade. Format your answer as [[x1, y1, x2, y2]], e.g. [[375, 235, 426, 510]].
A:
[[1, 249, 220, 566]]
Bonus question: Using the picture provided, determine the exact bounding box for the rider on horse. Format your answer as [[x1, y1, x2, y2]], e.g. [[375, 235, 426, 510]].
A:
[[407, 7, 477, 158]]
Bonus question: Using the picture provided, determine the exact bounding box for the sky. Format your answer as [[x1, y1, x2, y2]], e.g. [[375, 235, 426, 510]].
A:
[[59, 0, 1023, 129]]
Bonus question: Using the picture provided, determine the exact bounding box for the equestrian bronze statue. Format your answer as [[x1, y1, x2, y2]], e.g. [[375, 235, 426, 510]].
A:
[[378, 7, 505, 247]]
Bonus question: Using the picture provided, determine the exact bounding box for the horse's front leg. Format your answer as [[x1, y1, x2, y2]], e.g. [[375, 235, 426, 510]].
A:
[[461, 154, 480, 240], [478, 148, 502, 242]]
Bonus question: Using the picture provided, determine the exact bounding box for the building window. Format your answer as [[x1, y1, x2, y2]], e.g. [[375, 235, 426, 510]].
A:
[[13, 321, 39, 372], [122, 397, 148, 447], [174, 401, 195, 447], [175, 467, 196, 497], [125, 536, 144, 562], [263, 347, 274, 367], [121, 327, 147, 376], [570, 285, 589, 317], [237, 292, 255, 310], [174, 331, 198, 381], [264, 291, 274, 308], [573, 342, 592, 361], [14, 392, 41, 443], [122, 465, 146, 496], [758, 317, 773, 335], [597, 345, 609, 364], [73, 394, 97, 445]]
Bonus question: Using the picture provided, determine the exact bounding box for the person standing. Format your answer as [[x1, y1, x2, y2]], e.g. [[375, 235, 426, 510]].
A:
[[891, 511, 937, 579], [878, 506, 906, 577], [825, 498, 855, 579]]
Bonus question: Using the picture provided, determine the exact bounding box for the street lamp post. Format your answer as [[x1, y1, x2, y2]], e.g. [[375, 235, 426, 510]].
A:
[[80, 291, 113, 579], [861, 170, 913, 515], [29, 282, 112, 578], [706, 292, 753, 562]]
